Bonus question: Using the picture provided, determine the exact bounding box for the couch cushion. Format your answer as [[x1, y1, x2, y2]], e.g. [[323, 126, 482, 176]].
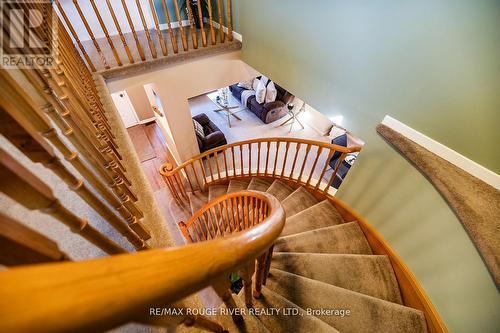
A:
[[237, 79, 253, 90], [266, 81, 278, 103], [255, 79, 267, 104]]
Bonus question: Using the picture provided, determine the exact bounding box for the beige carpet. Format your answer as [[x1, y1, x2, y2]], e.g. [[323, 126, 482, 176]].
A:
[[377, 123, 500, 285]]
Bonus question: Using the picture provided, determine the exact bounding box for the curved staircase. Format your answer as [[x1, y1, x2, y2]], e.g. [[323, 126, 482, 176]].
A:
[[180, 178, 428, 333]]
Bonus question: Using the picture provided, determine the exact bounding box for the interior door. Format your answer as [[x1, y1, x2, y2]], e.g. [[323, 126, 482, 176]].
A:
[[111, 91, 139, 128]]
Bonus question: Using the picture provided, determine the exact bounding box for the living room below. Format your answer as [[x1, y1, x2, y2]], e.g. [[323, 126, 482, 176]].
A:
[[189, 75, 364, 190]]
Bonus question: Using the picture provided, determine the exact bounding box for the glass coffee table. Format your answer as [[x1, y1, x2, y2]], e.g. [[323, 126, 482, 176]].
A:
[[213, 95, 243, 128]]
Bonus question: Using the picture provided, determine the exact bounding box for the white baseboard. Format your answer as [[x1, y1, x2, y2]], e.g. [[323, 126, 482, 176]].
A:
[[140, 117, 156, 124], [381, 115, 500, 189]]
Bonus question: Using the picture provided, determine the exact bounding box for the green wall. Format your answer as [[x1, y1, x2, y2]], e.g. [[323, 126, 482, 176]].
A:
[[237, 1, 500, 332]]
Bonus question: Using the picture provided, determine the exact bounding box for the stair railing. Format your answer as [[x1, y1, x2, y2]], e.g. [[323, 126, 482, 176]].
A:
[[160, 137, 361, 206], [0, 191, 285, 333], [178, 191, 281, 314]]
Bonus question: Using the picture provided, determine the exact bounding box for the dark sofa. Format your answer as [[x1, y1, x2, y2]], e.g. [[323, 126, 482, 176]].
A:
[[192, 113, 227, 152], [229, 78, 294, 124]]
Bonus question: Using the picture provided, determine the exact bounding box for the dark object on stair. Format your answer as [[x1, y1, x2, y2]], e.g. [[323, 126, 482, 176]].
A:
[[229, 77, 294, 124], [230, 273, 243, 294], [192, 113, 227, 153]]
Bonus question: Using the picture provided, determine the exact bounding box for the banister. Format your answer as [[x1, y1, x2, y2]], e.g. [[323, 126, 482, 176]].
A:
[[0, 192, 285, 333]]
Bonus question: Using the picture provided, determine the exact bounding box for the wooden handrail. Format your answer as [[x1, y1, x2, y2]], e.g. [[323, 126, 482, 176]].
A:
[[160, 137, 361, 206], [0, 192, 285, 333]]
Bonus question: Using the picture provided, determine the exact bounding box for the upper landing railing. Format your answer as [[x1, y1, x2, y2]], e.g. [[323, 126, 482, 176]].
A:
[[55, 0, 235, 72]]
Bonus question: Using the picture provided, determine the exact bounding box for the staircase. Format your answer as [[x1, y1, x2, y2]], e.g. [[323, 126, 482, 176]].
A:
[[180, 178, 428, 333]]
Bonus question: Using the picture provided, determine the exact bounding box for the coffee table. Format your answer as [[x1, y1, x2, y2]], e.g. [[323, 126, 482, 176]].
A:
[[212, 97, 243, 128]]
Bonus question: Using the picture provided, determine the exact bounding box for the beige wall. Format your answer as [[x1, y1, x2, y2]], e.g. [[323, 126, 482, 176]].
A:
[[125, 86, 154, 122], [107, 51, 258, 164]]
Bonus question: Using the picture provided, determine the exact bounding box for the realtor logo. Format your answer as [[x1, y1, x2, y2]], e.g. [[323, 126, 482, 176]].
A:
[[0, 0, 58, 68]]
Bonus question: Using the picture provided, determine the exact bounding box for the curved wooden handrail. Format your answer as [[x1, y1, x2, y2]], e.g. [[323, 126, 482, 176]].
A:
[[160, 137, 361, 206], [0, 191, 285, 333]]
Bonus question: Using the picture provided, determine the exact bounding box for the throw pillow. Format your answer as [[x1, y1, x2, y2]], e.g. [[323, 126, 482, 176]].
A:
[[193, 119, 205, 138], [237, 79, 253, 90], [255, 79, 267, 104], [260, 75, 269, 86], [252, 78, 260, 91], [265, 81, 277, 103]]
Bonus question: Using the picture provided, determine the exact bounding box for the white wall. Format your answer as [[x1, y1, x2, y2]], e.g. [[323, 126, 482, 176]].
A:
[[107, 51, 258, 164]]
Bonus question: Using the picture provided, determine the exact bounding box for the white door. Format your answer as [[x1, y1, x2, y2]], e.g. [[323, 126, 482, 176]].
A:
[[111, 91, 140, 128]]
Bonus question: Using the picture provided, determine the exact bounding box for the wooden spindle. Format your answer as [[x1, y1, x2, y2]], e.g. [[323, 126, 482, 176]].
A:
[[0, 212, 69, 266], [135, 0, 157, 58], [148, 0, 168, 56], [185, 0, 198, 49], [0, 110, 148, 251], [178, 221, 194, 243], [89, 0, 122, 66], [105, 0, 134, 64], [206, 0, 216, 44], [120, 0, 146, 61], [298, 144, 312, 183], [231, 146, 236, 177], [72, 0, 110, 69], [272, 142, 280, 177], [0, 149, 126, 255], [248, 143, 252, 176], [306, 147, 323, 187], [239, 261, 255, 308], [216, 0, 224, 43], [316, 149, 335, 191], [281, 142, 291, 178], [173, 0, 189, 51], [265, 142, 271, 176], [324, 152, 347, 193], [160, 0, 179, 53], [227, 0, 233, 41], [54, 0, 96, 72], [253, 252, 267, 298], [196, 0, 207, 46], [239, 144, 244, 176], [290, 143, 302, 179], [257, 142, 261, 176]]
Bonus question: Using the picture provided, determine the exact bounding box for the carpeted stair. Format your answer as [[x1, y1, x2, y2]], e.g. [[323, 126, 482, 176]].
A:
[[182, 177, 428, 333]]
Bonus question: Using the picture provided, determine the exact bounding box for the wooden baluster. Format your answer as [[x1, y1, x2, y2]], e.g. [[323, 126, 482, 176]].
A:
[[227, 0, 233, 41], [105, 0, 134, 64], [183, 167, 195, 193], [0, 110, 148, 250], [257, 142, 261, 176], [253, 252, 267, 298], [206, 0, 216, 44], [279, 142, 289, 178], [324, 152, 347, 194], [298, 144, 312, 183], [0, 71, 151, 241], [120, 0, 146, 61], [197, 159, 208, 190], [262, 245, 274, 285], [54, 0, 96, 72], [135, 0, 157, 59], [265, 142, 271, 176], [71, 0, 110, 69], [0, 212, 69, 266], [211, 278, 243, 323], [216, 0, 224, 43], [316, 149, 335, 191], [289, 143, 302, 179], [272, 141, 280, 177], [196, 0, 207, 46], [148, 0, 168, 56], [222, 200, 233, 231], [190, 163, 202, 191], [248, 143, 252, 176], [173, 0, 189, 51], [239, 144, 244, 176], [89, 0, 122, 66], [0, 149, 126, 255], [231, 146, 236, 177], [306, 147, 323, 187], [160, 0, 179, 53], [214, 153, 222, 180], [206, 154, 215, 182], [185, 0, 198, 49], [222, 150, 229, 179], [239, 261, 255, 307]]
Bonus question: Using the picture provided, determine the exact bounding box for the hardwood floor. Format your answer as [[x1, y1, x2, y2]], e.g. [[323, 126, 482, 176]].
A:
[[127, 122, 174, 192]]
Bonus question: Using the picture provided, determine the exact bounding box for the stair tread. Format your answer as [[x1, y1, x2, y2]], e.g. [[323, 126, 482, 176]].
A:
[[245, 286, 339, 333], [265, 180, 295, 201], [247, 177, 273, 192], [267, 269, 427, 333], [281, 187, 319, 217], [227, 180, 250, 194], [271, 253, 403, 304], [188, 192, 208, 216], [208, 184, 228, 202], [274, 222, 373, 254], [281, 200, 345, 237]]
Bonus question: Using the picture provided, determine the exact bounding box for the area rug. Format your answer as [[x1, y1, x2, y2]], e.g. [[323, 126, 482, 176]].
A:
[[376, 123, 500, 286]]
